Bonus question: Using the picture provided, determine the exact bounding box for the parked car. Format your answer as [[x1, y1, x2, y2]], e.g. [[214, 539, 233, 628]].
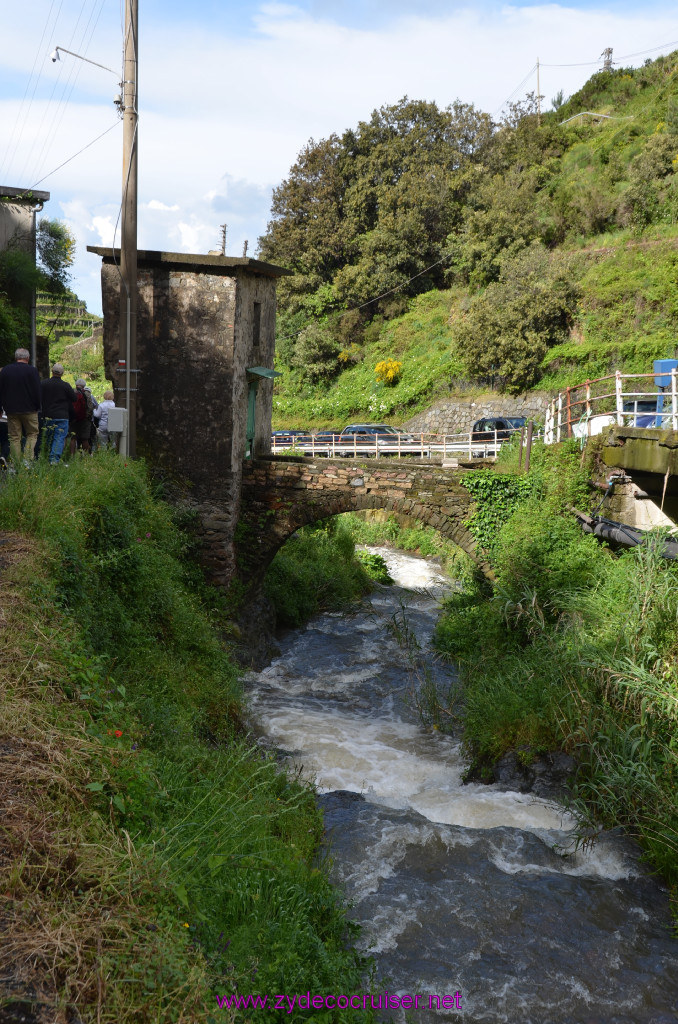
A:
[[312, 429, 343, 443], [622, 400, 671, 428], [471, 416, 526, 441], [270, 429, 312, 448], [340, 423, 415, 444]]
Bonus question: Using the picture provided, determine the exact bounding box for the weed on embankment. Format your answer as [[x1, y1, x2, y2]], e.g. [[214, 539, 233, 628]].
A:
[[264, 517, 376, 627], [431, 439, 678, 894], [0, 455, 373, 1023]]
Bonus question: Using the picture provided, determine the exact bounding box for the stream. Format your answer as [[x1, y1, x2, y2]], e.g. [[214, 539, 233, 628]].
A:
[[246, 547, 678, 1023]]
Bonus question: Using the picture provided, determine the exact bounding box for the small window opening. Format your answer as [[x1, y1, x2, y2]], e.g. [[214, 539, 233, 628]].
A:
[[252, 302, 261, 350]]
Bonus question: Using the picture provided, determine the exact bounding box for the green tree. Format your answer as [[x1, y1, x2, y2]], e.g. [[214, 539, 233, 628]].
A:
[[293, 321, 341, 383], [259, 96, 492, 357], [453, 244, 581, 393], [37, 217, 75, 293]]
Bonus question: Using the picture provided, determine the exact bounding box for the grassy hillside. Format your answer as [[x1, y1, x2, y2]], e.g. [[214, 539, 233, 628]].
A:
[[273, 288, 462, 427], [269, 52, 678, 429]]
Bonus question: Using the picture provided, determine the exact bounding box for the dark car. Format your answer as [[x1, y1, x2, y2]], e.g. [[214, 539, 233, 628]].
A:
[[340, 423, 414, 444], [313, 429, 343, 443], [622, 400, 670, 428], [270, 430, 312, 449], [471, 416, 526, 442]]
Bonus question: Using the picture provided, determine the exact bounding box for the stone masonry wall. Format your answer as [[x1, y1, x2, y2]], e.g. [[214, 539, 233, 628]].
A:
[[98, 258, 280, 588], [100, 261, 239, 496], [404, 392, 550, 435], [238, 456, 489, 588]]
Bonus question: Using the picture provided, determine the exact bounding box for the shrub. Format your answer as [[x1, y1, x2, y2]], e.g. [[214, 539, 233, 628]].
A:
[[374, 358, 402, 385]]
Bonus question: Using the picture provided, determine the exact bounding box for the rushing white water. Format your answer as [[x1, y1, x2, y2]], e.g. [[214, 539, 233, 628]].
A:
[[246, 546, 678, 1023]]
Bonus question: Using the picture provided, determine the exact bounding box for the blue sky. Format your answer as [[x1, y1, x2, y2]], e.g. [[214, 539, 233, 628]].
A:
[[2, 2, 678, 314]]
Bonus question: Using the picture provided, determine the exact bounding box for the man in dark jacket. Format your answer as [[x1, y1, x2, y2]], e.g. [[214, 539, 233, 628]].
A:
[[41, 363, 76, 464], [0, 348, 41, 464]]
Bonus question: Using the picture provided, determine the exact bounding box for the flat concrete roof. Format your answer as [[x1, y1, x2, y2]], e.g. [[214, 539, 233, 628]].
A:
[[1, 185, 51, 203], [87, 246, 292, 277]]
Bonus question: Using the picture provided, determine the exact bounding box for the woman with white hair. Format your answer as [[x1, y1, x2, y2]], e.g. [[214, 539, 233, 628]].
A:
[[93, 390, 118, 449]]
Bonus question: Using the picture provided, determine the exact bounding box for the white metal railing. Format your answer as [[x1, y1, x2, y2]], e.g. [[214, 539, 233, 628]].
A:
[[544, 370, 678, 444], [269, 427, 532, 460]]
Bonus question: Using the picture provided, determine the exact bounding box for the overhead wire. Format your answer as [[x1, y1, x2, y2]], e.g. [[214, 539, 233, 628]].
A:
[[275, 247, 457, 346], [280, 37, 678, 347], [16, 0, 91, 183], [28, 0, 109, 188], [493, 64, 537, 116], [541, 37, 678, 69], [26, 120, 121, 191], [1, 0, 63, 182]]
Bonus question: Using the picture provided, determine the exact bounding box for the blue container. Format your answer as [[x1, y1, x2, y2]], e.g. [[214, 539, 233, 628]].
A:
[[654, 359, 678, 388]]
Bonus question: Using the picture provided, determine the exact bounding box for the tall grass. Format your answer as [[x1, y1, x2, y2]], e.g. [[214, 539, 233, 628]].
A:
[[264, 517, 373, 626], [0, 457, 373, 1022], [432, 443, 678, 892]]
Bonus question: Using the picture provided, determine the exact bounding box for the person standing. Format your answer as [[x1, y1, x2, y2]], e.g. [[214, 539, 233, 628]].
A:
[[85, 387, 99, 450], [0, 347, 41, 465], [71, 378, 94, 454], [93, 390, 118, 449], [40, 363, 76, 464]]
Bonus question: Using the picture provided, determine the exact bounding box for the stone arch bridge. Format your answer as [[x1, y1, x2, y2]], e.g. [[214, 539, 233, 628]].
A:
[[237, 456, 489, 587]]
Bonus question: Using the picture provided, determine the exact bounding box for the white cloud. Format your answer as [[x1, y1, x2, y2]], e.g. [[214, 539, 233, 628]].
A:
[[90, 216, 116, 246], [147, 199, 180, 211], [176, 219, 214, 253]]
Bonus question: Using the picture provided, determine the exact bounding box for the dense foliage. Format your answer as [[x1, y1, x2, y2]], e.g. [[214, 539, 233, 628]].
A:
[[430, 441, 678, 889], [264, 517, 374, 626], [0, 216, 75, 364], [262, 53, 678, 422]]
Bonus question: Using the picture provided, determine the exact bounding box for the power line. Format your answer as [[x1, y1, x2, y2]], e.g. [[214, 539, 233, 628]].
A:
[[17, 0, 92, 184], [31, 0, 109, 187], [27, 120, 120, 190], [1, 0, 64, 182], [493, 64, 537, 116], [276, 249, 456, 346], [541, 37, 678, 69]]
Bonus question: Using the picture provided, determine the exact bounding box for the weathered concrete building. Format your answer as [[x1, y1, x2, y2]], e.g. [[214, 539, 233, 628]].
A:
[[0, 186, 50, 257], [88, 246, 289, 583], [1, 186, 51, 370]]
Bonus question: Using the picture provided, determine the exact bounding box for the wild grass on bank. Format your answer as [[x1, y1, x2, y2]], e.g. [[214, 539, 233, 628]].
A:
[[264, 517, 374, 627], [432, 441, 678, 890], [0, 457, 373, 1023]]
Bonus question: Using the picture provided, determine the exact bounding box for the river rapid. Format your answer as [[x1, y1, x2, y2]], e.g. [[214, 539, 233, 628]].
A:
[[246, 547, 678, 1024]]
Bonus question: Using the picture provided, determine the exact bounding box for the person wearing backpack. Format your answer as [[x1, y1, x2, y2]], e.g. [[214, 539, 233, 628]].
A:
[[70, 378, 94, 454]]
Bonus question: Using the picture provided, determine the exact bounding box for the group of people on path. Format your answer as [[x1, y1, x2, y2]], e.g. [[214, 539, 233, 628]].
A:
[[0, 348, 120, 467]]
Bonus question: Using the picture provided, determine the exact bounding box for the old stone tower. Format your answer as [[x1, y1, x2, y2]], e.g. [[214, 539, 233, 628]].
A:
[[88, 246, 289, 583]]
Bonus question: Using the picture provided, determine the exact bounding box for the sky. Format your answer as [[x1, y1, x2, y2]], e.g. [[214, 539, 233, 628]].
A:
[[2, 1, 678, 315]]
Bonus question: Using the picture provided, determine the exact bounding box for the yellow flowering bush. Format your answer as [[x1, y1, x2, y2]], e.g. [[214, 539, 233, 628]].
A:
[[375, 358, 402, 386]]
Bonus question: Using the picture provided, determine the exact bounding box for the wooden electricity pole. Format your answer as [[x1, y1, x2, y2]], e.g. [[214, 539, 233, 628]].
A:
[[120, 0, 138, 457]]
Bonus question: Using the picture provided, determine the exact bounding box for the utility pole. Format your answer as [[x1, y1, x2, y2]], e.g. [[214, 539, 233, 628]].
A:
[[536, 57, 541, 126], [220, 223, 227, 256], [242, 240, 248, 257], [120, 0, 138, 457], [601, 47, 613, 71]]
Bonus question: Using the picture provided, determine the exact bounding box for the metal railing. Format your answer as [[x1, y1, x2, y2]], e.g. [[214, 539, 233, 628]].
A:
[[270, 428, 529, 460], [544, 370, 678, 444]]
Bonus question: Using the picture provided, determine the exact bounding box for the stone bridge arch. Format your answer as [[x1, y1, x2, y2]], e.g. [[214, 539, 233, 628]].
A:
[[237, 456, 489, 587]]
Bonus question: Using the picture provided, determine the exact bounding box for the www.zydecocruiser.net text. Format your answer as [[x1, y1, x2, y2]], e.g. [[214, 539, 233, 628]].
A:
[[215, 991, 462, 1012]]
